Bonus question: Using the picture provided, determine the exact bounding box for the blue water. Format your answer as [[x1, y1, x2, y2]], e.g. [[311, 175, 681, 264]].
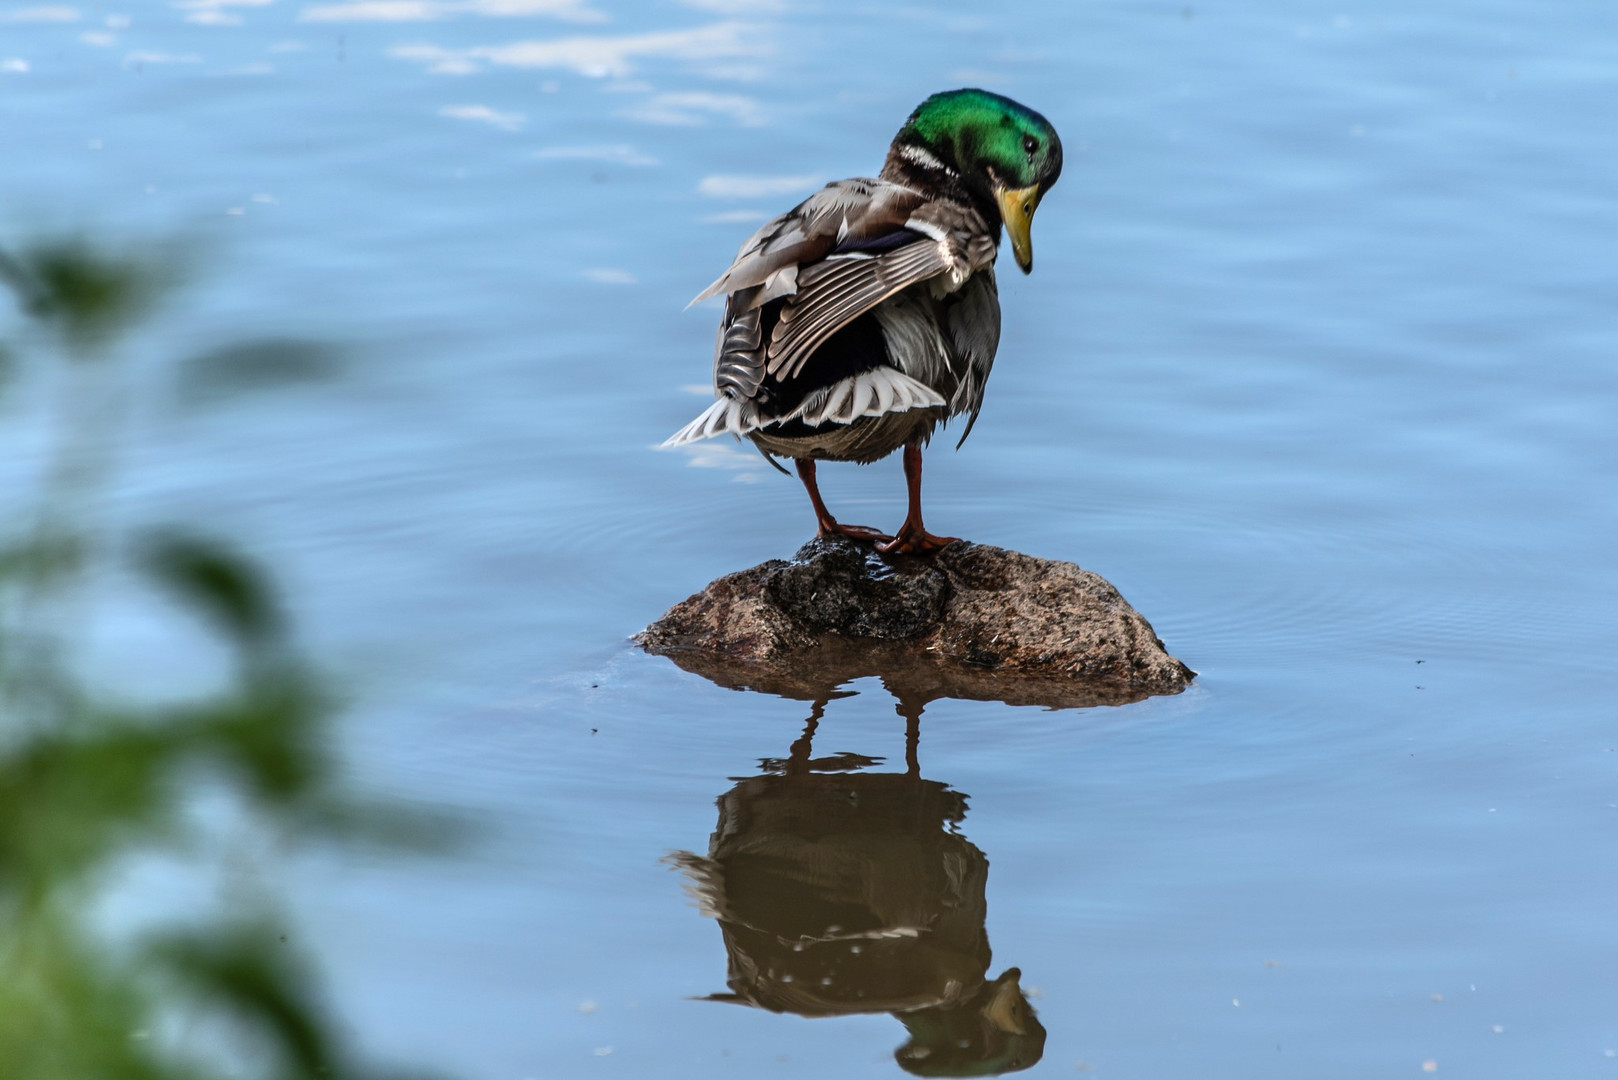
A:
[[5, 0, 1617, 1075]]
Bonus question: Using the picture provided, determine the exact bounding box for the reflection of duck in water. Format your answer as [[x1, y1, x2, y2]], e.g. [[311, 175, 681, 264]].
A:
[[669, 704, 1046, 1076]]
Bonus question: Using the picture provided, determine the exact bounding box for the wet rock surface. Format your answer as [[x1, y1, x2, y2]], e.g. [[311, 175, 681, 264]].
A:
[[637, 537, 1194, 709]]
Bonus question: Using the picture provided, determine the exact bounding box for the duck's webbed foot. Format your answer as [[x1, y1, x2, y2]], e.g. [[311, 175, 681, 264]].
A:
[[875, 523, 960, 556], [819, 521, 895, 544]]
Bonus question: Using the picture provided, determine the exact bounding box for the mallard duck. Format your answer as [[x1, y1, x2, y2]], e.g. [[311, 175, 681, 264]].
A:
[[664, 88, 1063, 554]]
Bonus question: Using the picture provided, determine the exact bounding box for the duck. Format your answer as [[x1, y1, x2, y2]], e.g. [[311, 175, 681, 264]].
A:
[[664, 88, 1063, 555]]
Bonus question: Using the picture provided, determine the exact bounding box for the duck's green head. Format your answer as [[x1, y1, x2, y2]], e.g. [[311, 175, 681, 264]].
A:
[[893, 88, 1063, 273]]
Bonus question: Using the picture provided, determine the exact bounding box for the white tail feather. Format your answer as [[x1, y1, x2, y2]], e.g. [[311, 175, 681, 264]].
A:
[[818, 379, 853, 422], [663, 367, 946, 447], [871, 368, 897, 414], [662, 397, 748, 447], [846, 376, 875, 418], [791, 366, 945, 427]]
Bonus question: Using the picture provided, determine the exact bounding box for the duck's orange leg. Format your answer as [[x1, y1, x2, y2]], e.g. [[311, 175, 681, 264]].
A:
[[795, 458, 893, 544], [876, 441, 960, 556]]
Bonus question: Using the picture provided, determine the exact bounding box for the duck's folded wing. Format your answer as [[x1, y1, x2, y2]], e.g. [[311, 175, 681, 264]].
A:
[[690, 179, 927, 307], [695, 178, 941, 405], [763, 239, 954, 382]]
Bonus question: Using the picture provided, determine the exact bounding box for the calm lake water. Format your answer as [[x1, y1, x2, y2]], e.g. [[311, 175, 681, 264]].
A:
[[5, 0, 1617, 1076]]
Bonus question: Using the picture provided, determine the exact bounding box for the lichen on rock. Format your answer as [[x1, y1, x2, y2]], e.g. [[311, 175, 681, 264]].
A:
[[637, 538, 1193, 709]]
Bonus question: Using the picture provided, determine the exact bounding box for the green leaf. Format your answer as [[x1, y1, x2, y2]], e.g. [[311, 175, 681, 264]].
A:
[[136, 531, 283, 646], [147, 924, 334, 1077], [0, 239, 177, 353]]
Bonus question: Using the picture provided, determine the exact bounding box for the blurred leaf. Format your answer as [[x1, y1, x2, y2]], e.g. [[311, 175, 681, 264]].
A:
[[295, 796, 477, 858], [148, 924, 443, 1080], [137, 531, 283, 647], [177, 338, 343, 407], [0, 905, 188, 1080], [1, 230, 466, 1080], [0, 239, 176, 352], [0, 715, 189, 891], [0, 534, 86, 586], [149, 925, 334, 1078], [0, 340, 16, 392], [190, 671, 327, 803]]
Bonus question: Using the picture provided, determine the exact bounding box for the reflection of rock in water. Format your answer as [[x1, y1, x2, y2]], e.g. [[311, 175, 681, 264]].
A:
[[670, 712, 1046, 1076]]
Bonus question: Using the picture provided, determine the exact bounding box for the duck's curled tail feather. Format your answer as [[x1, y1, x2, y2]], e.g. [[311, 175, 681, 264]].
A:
[[661, 395, 760, 447]]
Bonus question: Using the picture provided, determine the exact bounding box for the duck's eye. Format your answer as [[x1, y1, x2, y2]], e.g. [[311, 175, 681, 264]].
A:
[[1022, 135, 1039, 159]]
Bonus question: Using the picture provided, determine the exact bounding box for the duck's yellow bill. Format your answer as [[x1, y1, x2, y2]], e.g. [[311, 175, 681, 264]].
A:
[[995, 183, 1043, 274], [983, 972, 1031, 1035]]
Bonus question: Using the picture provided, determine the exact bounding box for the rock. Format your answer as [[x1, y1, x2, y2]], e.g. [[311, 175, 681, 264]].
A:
[[637, 538, 1194, 709]]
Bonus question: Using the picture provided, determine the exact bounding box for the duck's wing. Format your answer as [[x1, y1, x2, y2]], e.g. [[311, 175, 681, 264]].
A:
[[763, 239, 953, 382], [690, 178, 926, 306], [693, 180, 996, 399]]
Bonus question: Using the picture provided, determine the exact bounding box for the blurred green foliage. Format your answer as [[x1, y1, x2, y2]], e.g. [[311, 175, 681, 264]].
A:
[[0, 239, 448, 1080], [176, 339, 344, 408], [0, 239, 175, 355]]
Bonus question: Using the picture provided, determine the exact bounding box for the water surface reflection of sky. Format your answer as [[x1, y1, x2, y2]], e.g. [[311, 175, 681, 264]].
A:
[[4, 0, 1617, 1076]]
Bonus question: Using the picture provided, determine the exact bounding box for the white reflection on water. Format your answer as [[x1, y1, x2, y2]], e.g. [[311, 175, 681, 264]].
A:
[[298, 0, 606, 23], [679, 0, 786, 13], [438, 103, 526, 130], [2, 5, 83, 21], [123, 50, 203, 66], [176, 0, 274, 27], [533, 143, 660, 166], [701, 208, 770, 224], [388, 21, 767, 78], [667, 439, 772, 483], [623, 90, 763, 126], [697, 172, 820, 199], [183, 10, 243, 25], [582, 267, 637, 285]]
